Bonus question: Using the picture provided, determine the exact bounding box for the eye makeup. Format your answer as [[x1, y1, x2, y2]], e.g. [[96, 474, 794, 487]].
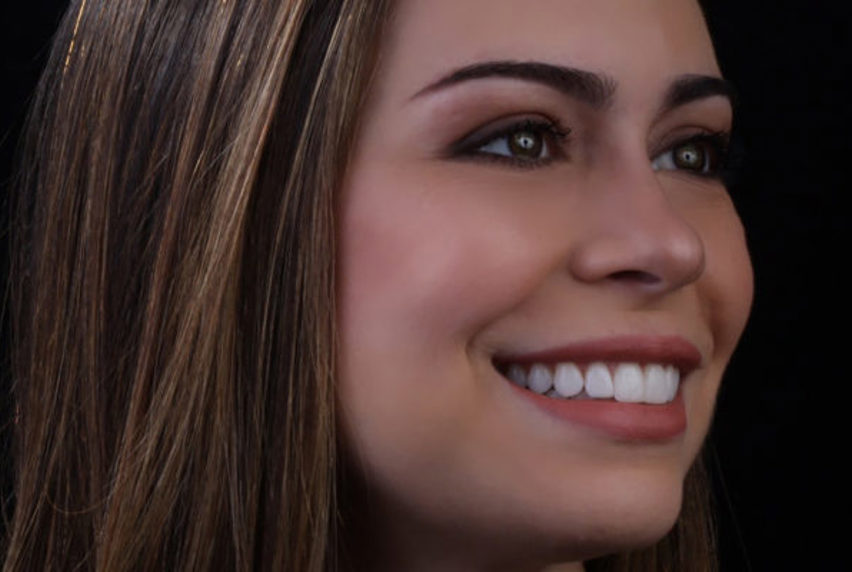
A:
[[447, 114, 571, 169], [651, 131, 731, 179]]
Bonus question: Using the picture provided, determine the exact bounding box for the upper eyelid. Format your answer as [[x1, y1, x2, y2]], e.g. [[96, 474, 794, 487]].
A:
[[649, 128, 731, 158], [448, 114, 569, 155]]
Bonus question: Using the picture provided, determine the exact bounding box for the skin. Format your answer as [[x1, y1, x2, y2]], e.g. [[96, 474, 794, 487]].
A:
[[337, 0, 753, 570]]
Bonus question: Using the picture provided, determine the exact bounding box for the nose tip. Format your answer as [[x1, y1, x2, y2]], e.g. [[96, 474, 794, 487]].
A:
[[568, 201, 706, 293]]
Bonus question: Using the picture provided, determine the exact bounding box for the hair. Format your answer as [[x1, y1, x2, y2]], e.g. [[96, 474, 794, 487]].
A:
[[2, 1, 716, 570]]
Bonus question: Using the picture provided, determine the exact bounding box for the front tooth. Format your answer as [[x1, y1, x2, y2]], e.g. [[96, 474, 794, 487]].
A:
[[528, 364, 553, 394], [643, 364, 669, 404], [585, 362, 614, 399], [553, 363, 584, 398], [507, 364, 527, 388], [613, 363, 644, 403], [665, 366, 680, 401]]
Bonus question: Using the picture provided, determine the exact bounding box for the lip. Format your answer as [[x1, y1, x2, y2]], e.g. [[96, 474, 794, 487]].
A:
[[495, 335, 702, 372], [494, 335, 702, 441]]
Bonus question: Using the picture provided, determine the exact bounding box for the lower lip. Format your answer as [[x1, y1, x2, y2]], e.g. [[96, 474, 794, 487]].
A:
[[508, 383, 687, 441]]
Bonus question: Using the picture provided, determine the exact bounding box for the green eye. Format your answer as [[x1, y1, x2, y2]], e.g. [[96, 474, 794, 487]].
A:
[[673, 142, 705, 170], [507, 129, 544, 159], [454, 118, 570, 167], [652, 133, 729, 177]]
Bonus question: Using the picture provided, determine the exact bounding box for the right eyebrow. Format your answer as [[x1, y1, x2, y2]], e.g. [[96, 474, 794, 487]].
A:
[[411, 60, 617, 109]]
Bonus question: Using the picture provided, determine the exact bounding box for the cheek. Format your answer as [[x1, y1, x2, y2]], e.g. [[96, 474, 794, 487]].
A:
[[338, 167, 553, 351], [698, 201, 754, 353], [681, 198, 753, 451], [335, 166, 559, 503]]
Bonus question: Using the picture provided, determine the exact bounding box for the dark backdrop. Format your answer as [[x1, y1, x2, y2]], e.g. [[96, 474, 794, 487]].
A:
[[703, 3, 847, 569], [2, 2, 846, 569]]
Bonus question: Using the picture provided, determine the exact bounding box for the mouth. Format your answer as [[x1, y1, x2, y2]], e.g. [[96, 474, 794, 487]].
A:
[[491, 335, 703, 440], [496, 361, 680, 404]]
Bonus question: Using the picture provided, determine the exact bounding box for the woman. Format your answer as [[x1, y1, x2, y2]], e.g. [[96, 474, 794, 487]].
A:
[[3, 0, 752, 570]]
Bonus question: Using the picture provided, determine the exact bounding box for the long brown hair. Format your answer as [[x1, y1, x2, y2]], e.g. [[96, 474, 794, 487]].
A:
[[3, 1, 716, 570], [5, 1, 390, 569]]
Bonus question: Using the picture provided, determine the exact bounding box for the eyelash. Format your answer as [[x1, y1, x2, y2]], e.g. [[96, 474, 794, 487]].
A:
[[451, 119, 732, 180], [450, 118, 571, 169], [652, 132, 731, 180]]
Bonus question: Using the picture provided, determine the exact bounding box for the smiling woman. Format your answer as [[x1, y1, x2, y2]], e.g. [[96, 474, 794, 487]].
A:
[[338, 2, 751, 570], [3, 1, 751, 571]]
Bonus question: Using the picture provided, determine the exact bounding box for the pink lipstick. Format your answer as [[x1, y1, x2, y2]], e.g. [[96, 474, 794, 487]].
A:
[[494, 335, 702, 441]]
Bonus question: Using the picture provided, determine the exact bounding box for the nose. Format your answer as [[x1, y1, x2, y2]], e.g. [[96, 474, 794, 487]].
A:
[[567, 170, 705, 294]]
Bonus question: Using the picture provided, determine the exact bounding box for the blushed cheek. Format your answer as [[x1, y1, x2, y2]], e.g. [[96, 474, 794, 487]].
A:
[[683, 206, 752, 457], [338, 172, 557, 347], [707, 220, 753, 354], [685, 192, 753, 353]]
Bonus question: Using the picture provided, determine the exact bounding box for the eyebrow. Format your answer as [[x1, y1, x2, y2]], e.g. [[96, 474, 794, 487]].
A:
[[660, 74, 737, 113], [412, 60, 616, 109], [412, 60, 735, 113]]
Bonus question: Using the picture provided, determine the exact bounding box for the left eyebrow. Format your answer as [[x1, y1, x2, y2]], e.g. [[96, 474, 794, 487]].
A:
[[660, 74, 737, 114]]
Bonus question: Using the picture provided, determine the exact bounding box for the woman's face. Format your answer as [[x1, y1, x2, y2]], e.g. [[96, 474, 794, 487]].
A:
[[338, 0, 752, 568]]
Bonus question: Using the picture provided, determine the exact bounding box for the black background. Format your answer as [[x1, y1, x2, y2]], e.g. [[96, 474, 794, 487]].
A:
[[702, 3, 846, 569], [2, 2, 847, 569]]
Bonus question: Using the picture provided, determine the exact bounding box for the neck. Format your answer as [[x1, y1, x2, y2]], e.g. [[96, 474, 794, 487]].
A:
[[340, 493, 586, 572], [346, 539, 586, 572]]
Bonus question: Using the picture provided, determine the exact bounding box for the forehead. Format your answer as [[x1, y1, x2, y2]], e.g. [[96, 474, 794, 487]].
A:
[[377, 0, 719, 101]]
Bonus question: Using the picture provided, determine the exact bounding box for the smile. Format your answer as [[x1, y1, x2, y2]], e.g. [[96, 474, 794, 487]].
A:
[[490, 335, 703, 440], [500, 362, 680, 405]]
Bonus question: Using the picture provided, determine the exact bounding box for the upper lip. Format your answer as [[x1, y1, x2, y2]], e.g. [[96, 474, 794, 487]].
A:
[[492, 335, 703, 375]]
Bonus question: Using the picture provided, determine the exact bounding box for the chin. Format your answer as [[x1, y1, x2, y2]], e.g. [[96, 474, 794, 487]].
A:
[[582, 483, 683, 556], [512, 463, 688, 565]]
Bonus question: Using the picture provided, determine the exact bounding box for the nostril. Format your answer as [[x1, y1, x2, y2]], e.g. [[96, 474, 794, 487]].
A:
[[609, 269, 661, 284]]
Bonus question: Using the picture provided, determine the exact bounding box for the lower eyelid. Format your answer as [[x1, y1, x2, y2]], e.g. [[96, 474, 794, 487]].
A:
[[450, 150, 558, 170]]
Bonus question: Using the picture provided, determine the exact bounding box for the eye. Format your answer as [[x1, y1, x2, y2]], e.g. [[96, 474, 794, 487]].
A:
[[452, 117, 570, 167], [651, 133, 730, 178]]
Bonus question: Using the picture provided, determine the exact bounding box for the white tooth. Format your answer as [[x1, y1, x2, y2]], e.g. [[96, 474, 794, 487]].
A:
[[643, 364, 669, 404], [553, 363, 584, 398], [585, 362, 614, 399], [613, 363, 644, 403], [507, 364, 527, 388], [528, 364, 553, 394], [665, 366, 680, 401]]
